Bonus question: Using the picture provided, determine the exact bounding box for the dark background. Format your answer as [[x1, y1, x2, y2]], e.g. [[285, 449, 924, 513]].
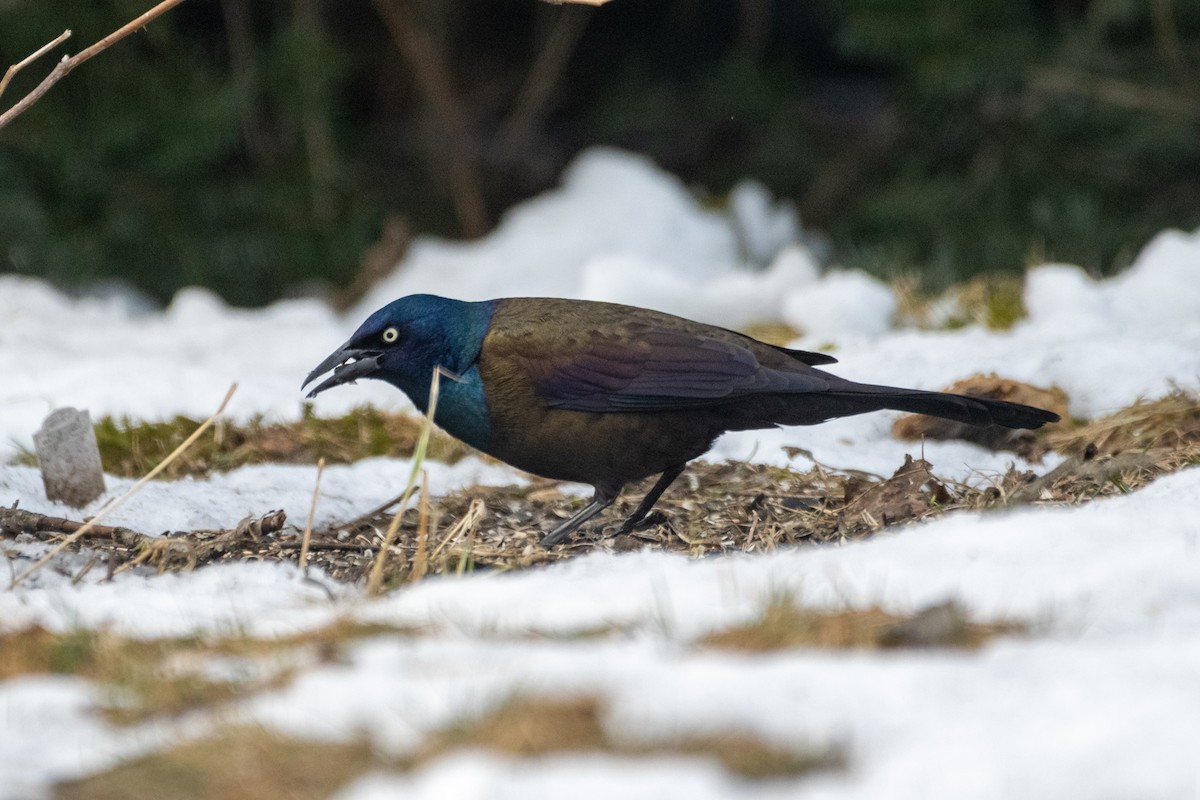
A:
[[2, 0, 1198, 307]]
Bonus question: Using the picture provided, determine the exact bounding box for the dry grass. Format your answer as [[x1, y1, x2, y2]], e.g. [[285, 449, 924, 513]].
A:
[[55, 727, 377, 800], [416, 695, 842, 780], [0, 619, 413, 723], [0, 626, 264, 723], [1045, 390, 1200, 457], [6, 393, 1200, 586], [13, 405, 471, 479], [55, 694, 840, 798], [699, 598, 1021, 652]]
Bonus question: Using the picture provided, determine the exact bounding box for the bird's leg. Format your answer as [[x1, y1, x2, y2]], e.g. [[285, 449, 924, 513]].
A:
[[539, 484, 621, 547], [617, 462, 687, 534]]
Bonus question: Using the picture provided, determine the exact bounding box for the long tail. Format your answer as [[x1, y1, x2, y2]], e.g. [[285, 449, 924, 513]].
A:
[[749, 380, 1061, 430], [855, 386, 1057, 428]]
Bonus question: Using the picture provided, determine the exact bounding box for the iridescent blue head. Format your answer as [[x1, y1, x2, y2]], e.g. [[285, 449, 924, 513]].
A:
[[302, 294, 495, 421]]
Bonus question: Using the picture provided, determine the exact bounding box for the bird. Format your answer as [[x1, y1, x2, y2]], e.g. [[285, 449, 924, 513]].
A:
[[303, 294, 1060, 547]]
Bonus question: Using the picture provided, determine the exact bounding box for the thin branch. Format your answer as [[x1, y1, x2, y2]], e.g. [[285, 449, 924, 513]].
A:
[[0, 506, 143, 544], [7, 384, 237, 589], [0, 0, 190, 130], [0, 29, 72, 102]]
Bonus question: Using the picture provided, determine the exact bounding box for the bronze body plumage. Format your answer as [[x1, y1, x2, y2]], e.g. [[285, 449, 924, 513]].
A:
[[304, 295, 1061, 546]]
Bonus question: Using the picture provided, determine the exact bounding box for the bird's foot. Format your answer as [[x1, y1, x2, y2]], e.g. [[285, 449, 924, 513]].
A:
[[616, 509, 669, 535]]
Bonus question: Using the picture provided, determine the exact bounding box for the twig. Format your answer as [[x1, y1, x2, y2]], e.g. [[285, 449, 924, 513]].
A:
[[299, 457, 326, 570], [0, 0, 191, 130], [0, 30, 72, 102], [0, 506, 145, 545], [7, 383, 237, 589]]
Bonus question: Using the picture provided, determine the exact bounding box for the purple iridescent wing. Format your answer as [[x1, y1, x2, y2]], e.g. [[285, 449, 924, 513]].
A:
[[518, 325, 829, 412]]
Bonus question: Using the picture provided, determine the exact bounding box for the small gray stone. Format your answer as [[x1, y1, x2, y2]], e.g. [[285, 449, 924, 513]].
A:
[[33, 408, 106, 508]]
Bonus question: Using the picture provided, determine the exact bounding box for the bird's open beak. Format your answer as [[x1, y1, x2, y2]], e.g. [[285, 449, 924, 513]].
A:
[[302, 343, 384, 398]]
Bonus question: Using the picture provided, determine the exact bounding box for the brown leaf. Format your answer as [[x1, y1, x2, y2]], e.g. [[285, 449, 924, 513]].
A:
[[838, 455, 947, 535]]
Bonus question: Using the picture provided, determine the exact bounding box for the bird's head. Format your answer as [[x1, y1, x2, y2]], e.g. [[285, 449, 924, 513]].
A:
[[303, 294, 491, 400]]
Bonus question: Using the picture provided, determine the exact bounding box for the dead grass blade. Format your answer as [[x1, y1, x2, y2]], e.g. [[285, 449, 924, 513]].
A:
[[299, 458, 326, 570], [366, 366, 446, 595], [415, 694, 841, 780]]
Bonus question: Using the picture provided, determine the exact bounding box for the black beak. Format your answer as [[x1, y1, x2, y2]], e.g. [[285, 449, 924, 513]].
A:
[[302, 342, 384, 398]]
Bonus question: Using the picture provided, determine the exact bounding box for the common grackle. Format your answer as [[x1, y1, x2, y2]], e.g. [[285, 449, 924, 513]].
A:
[[303, 295, 1060, 546]]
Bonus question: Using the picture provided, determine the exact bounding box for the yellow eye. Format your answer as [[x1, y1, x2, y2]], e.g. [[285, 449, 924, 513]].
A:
[[381, 327, 399, 344]]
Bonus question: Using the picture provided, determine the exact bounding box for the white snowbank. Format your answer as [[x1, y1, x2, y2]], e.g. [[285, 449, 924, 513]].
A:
[[6, 468, 1197, 798], [3, 148, 1200, 800], [4, 148, 1199, 459], [1024, 227, 1200, 335], [355, 148, 888, 334]]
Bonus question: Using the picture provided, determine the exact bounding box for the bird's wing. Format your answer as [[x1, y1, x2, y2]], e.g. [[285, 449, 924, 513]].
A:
[[515, 324, 830, 412]]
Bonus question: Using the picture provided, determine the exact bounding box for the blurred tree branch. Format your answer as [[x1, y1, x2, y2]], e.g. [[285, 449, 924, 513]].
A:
[[1028, 66, 1200, 120], [294, 0, 339, 222], [501, 4, 592, 160], [219, 0, 272, 165], [0, 0, 190, 130], [373, 0, 489, 239], [1148, 0, 1200, 103]]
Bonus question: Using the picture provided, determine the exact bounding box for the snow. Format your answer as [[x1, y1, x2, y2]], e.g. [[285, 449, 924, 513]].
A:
[[0, 455, 521, 539], [0, 678, 132, 799], [2, 147, 1200, 798], [781, 267, 898, 339]]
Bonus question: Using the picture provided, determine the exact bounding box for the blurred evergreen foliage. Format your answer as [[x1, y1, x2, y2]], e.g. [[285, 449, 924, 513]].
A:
[[0, 0, 379, 306], [831, 0, 1200, 282], [1, 0, 1198, 305]]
